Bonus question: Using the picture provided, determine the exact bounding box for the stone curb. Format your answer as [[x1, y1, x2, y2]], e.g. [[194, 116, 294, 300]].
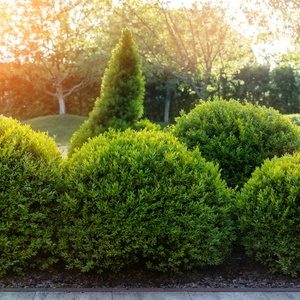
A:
[[1, 288, 300, 293]]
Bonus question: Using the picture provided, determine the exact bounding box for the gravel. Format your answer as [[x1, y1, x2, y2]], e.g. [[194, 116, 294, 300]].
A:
[[1, 249, 300, 289]]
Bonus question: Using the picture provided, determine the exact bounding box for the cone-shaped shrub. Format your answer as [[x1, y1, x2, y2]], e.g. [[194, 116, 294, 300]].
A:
[[172, 99, 300, 189], [68, 28, 145, 156], [59, 129, 234, 273], [0, 117, 64, 276], [237, 153, 300, 276]]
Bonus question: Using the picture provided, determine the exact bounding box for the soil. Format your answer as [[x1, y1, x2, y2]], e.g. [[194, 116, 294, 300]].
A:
[[1, 249, 300, 289]]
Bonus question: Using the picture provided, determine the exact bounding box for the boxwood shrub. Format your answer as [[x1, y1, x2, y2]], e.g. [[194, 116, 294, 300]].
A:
[[172, 99, 300, 189], [237, 153, 300, 276], [58, 129, 234, 273], [0, 117, 64, 276]]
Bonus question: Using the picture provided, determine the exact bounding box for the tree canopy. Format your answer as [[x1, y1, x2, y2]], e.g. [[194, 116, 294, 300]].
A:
[[1, 0, 300, 122], [115, 0, 254, 99], [0, 0, 111, 114]]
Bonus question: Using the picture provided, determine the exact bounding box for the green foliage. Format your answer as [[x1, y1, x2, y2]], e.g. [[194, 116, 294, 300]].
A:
[[269, 66, 300, 114], [172, 98, 300, 189], [68, 28, 145, 156], [131, 118, 161, 131], [228, 65, 300, 114], [237, 154, 300, 276], [232, 64, 270, 104], [0, 117, 64, 276], [0, 67, 57, 121], [58, 129, 234, 273]]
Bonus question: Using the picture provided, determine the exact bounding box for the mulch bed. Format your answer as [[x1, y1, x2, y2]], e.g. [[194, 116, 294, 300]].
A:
[[1, 249, 300, 289]]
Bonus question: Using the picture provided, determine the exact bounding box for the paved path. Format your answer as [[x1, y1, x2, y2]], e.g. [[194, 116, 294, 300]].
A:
[[1, 290, 300, 300], [57, 145, 68, 158]]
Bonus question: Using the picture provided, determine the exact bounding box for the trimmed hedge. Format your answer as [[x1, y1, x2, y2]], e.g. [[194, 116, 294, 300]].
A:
[[0, 117, 63, 276], [237, 153, 300, 276], [58, 129, 235, 273], [172, 99, 300, 189]]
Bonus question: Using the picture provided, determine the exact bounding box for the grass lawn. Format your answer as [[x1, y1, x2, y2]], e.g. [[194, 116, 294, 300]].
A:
[[285, 113, 300, 126], [21, 114, 88, 146]]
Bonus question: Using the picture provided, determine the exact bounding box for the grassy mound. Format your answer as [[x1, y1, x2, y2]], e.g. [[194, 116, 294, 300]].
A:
[[21, 114, 87, 145]]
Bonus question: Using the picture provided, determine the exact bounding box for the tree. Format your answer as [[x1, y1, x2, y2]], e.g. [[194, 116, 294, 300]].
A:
[[0, 62, 57, 120], [0, 0, 110, 115], [269, 66, 300, 113], [241, 0, 300, 54], [68, 28, 145, 156], [222, 63, 300, 114], [144, 68, 196, 123], [233, 64, 271, 105], [114, 0, 254, 99], [244, 0, 300, 29]]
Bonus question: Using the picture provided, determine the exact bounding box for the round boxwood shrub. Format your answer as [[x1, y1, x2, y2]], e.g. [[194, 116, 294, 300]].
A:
[[58, 129, 234, 273], [131, 118, 161, 131], [0, 117, 64, 276], [172, 98, 300, 189], [236, 153, 300, 276]]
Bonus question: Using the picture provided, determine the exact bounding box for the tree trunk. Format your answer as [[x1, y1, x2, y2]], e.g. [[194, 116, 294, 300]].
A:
[[57, 84, 66, 114], [58, 94, 66, 114], [164, 86, 171, 123]]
